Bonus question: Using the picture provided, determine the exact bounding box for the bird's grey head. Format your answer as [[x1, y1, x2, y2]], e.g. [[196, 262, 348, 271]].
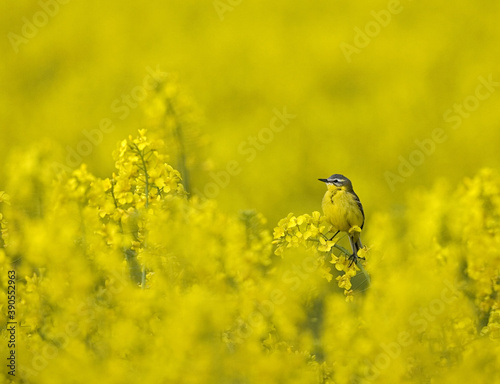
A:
[[318, 174, 352, 188]]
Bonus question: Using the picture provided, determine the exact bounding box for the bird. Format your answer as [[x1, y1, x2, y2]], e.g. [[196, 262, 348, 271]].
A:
[[318, 174, 365, 266]]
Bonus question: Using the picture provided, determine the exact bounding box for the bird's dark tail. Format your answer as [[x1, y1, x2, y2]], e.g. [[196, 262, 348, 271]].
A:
[[348, 236, 365, 266], [354, 238, 364, 254]]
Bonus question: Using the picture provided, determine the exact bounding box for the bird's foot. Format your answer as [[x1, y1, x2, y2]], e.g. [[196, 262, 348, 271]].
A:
[[348, 253, 365, 267], [348, 253, 358, 267]]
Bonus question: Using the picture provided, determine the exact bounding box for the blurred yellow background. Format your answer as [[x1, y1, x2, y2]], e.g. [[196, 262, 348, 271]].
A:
[[2, 0, 500, 227], [2, 2, 500, 383]]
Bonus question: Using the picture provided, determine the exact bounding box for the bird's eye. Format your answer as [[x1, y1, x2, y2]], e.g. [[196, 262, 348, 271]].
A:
[[332, 179, 339, 183]]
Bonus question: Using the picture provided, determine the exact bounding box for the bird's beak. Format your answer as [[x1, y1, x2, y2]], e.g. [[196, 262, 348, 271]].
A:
[[318, 178, 328, 182]]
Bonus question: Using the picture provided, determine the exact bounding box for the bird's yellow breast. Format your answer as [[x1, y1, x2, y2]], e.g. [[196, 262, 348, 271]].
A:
[[322, 186, 364, 232]]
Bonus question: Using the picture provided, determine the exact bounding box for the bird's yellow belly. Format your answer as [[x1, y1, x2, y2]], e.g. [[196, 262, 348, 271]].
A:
[[322, 189, 363, 232]]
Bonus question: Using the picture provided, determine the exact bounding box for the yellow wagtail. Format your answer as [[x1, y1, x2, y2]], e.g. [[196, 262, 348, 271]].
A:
[[319, 174, 365, 265]]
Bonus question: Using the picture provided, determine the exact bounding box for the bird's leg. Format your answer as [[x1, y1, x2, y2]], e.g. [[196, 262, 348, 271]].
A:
[[347, 236, 358, 267], [329, 230, 340, 241]]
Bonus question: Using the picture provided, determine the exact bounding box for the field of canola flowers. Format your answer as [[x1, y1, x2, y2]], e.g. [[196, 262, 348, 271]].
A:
[[1, 85, 499, 383], [1, 0, 500, 383]]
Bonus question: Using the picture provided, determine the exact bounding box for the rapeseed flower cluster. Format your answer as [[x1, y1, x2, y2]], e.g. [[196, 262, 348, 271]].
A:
[[272, 212, 369, 300]]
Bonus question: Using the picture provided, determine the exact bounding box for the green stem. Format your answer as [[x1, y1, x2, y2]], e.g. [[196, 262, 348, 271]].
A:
[[133, 144, 150, 209], [356, 262, 371, 287], [165, 98, 190, 193], [78, 203, 87, 257], [110, 179, 125, 234], [141, 266, 146, 290], [333, 243, 351, 257]]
